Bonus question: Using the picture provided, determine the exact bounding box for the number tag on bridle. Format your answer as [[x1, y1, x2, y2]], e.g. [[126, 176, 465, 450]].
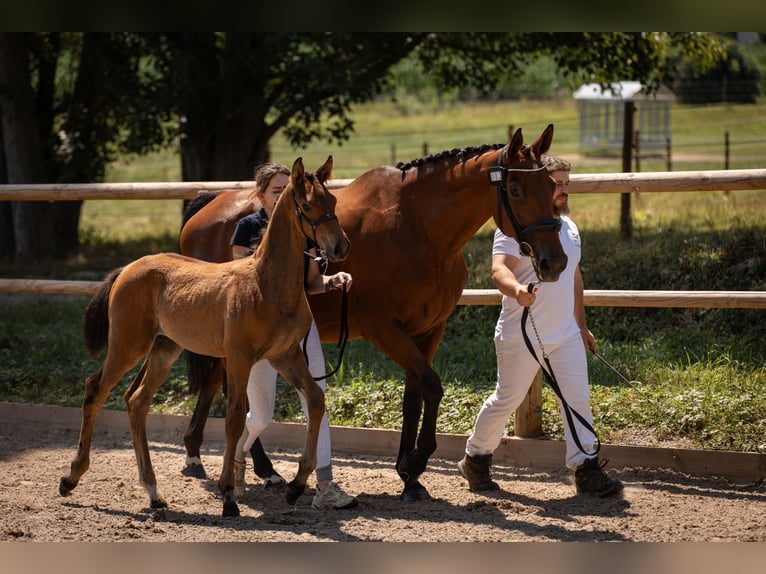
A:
[[488, 166, 522, 198]]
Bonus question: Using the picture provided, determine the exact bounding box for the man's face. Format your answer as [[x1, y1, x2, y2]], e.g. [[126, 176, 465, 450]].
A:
[[550, 169, 570, 216]]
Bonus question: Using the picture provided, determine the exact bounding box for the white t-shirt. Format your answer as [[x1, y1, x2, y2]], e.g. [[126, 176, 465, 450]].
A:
[[493, 215, 582, 345]]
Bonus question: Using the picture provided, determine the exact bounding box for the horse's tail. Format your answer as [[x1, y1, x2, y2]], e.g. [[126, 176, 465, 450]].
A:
[[181, 191, 219, 229], [185, 351, 222, 395], [82, 268, 122, 357]]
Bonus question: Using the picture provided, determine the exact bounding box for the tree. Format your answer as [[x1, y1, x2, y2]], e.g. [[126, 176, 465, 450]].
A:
[[0, 33, 171, 260], [0, 32, 727, 261]]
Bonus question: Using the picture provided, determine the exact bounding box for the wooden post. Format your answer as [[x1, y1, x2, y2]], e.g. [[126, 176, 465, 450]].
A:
[[620, 101, 635, 240], [666, 136, 672, 171], [724, 131, 730, 195], [390, 143, 396, 165], [514, 370, 543, 437]]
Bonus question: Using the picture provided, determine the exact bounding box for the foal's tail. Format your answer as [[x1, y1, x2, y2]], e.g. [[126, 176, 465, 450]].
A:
[[82, 268, 122, 357]]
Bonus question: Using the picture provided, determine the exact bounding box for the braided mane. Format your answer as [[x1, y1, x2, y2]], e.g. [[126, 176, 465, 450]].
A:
[[396, 143, 506, 172]]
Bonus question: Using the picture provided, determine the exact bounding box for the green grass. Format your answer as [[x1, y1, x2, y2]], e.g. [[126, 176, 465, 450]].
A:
[[2, 96, 765, 454]]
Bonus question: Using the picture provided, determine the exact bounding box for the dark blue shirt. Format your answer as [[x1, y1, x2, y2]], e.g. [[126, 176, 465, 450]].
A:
[[230, 208, 269, 251]]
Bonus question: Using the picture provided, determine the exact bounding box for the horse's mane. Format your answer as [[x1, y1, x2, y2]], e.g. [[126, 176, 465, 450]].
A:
[[395, 143, 506, 172]]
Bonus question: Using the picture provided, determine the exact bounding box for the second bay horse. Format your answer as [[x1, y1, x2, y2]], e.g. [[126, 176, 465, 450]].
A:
[[59, 156, 349, 517], [179, 124, 567, 502]]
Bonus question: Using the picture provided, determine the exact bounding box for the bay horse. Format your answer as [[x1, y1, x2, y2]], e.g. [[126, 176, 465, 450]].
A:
[[179, 124, 567, 502], [59, 156, 349, 517]]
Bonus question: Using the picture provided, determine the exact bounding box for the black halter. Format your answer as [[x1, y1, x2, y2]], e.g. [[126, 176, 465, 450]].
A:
[[291, 186, 339, 259], [488, 147, 562, 243]]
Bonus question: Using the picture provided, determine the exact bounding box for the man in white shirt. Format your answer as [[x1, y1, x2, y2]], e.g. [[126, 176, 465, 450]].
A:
[[459, 156, 623, 498]]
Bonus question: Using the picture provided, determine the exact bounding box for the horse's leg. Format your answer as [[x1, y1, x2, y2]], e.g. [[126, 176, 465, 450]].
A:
[[271, 347, 324, 505], [250, 437, 282, 482], [124, 336, 183, 509], [217, 353, 251, 518], [59, 352, 141, 497], [367, 323, 446, 502], [182, 357, 225, 478]]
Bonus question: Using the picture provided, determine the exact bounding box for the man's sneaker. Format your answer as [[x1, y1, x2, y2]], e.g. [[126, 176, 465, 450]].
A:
[[575, 457, 624, 497], [458, 454, 500, 492], [233, 458, 246, 499], [311, 481, 358, 510], [262, 473, 286, 489]]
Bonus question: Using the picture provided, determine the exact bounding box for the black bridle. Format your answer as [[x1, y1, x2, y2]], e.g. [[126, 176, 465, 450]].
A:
[[488, 146, 562, 255], [291, 185, 339, 260]]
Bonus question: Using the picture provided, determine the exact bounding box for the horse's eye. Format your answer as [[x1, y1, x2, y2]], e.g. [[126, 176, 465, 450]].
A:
[[302, 202, 311, 211], [508, 182, 521, 198]]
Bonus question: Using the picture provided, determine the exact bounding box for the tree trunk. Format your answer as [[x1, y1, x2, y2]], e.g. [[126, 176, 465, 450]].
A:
[[0, 33, 53, 261]]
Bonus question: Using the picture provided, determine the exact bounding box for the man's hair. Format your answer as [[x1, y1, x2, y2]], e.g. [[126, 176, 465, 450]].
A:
[[249, 162, 290, 200], [542, 155, 571, 173]]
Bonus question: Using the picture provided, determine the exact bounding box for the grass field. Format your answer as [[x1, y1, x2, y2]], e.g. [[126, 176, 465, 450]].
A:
[[2, 96, 765, 454]]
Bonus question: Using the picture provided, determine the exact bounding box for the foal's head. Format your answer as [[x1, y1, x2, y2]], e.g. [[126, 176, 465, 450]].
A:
[[492, 124, 568, 282], [288, 156, 350, 263]]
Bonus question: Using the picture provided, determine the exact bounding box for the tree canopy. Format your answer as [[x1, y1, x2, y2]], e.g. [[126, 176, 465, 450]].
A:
[[0, 32, 728, 260]]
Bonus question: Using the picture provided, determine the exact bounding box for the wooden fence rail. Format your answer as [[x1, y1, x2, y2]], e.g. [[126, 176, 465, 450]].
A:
[[1, 169, 766, 200], [2, 279, 766, 310]]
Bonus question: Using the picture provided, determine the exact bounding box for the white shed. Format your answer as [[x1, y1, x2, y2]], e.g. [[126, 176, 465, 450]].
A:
[[573, 81, 675, 153]]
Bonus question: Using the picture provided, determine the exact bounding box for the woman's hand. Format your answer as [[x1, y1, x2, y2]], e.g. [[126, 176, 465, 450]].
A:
[[325, 271, 352, 292]]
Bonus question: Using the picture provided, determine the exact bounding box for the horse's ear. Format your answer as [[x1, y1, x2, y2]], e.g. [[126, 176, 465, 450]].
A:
[[291, 157, 306, 195], [509, 127, 524, 157], [316, 155, 333, 184], [531, 124, 554, 158]]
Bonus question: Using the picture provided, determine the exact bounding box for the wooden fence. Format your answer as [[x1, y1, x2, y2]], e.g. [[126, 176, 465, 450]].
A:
[[2, 168, 766, 437]]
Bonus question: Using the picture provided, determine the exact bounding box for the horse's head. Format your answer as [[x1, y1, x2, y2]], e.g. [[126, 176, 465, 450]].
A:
[[289, 155, 350, 263], [489, 123, 568, 282]]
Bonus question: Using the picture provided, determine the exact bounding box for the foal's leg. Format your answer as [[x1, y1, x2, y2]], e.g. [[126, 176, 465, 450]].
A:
[[59, 352, 142, 497], [124, 336, 183, 509], [271, 347, 325, 505], [217, 353, 251, 517]]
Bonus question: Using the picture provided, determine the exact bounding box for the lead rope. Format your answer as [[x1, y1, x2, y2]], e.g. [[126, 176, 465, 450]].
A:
[[520, 283, 601, 456], [302, 279, 349, 382]]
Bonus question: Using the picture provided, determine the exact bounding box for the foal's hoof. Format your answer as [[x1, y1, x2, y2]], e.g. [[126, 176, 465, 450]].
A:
[[400, 481, 431, 503], [181, 463, 207, 479], [59, 477, 77, 497], [284, 481, 305, 505], [222, 500, 240, 517]]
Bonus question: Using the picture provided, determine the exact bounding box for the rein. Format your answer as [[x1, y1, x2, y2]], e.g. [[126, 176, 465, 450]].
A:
[[520, 282, 601, 457], [302, 279, 350, 382]]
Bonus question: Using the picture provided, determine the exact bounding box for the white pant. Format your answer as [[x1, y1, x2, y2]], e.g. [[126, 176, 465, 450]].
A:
[[236, 321, 333, 481], [465, 329, 596, 469]]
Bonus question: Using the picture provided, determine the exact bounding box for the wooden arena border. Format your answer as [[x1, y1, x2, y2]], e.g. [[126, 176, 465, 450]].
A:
[[2, 401, 764, 483]]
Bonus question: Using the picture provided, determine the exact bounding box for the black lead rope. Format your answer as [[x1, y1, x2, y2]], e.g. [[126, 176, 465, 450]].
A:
[[520, 290, 601, 457], [302, 280, 349, 382]]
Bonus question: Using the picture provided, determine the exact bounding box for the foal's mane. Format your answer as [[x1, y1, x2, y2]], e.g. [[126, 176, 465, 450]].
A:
[[395, 143, 506, 173]]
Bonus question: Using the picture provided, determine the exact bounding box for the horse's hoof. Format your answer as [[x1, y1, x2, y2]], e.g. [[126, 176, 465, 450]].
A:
[[150, 499, 168, 509], [284, 482, 304, 505], [59, 477, 76, 496], [222, 500, 240, 517], [400, 481, 431, 502], [181, 463, 207, 479]]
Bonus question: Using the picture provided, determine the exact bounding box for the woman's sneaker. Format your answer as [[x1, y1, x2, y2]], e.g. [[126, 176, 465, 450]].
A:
[[311, 481, 358, 509], [574, 457, 624, 497]]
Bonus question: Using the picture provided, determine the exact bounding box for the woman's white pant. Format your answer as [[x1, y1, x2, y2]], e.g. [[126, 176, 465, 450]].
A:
[[235, 321, 333, 481], [465, 330, 596, 469]]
